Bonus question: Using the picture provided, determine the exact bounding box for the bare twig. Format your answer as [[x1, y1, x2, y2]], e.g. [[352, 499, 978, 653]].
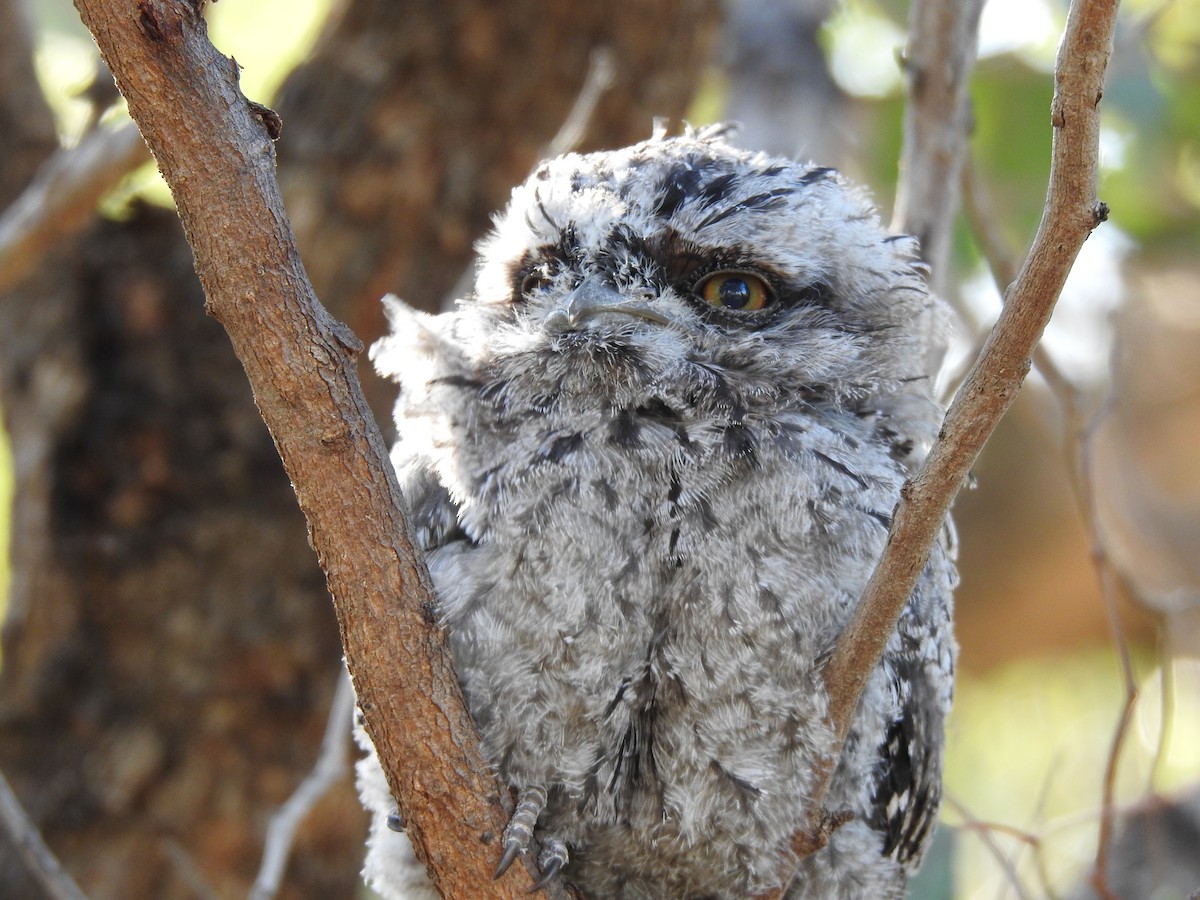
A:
[[1148, 651, 1176, 792], [970, 153, 1146, 890], [250, 667, 355, 900], [543, 47, 616, 160], [0, 768, 89, 900], [1019, 757, 1063, 900], [440, 47, 617, 311], [1092, 684, 1138, 900], [69, 1, 570, 895], [802, 0, 1121, 855], [962, 157, 1086, 412], [1077, 401, 1140, 900], [0, 0, 59, 201], [943, 8, 1151, 894], [962, 159, 1023, 292], [0, 121, 148, 293], [160, 838, 220, 900], [945, 796, 1036, 900], [891, 0, 988, 293]]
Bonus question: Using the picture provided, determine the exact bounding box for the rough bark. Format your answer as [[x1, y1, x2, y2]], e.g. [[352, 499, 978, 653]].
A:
[[71, 0, 561, 892], [0, 1, 717, 897]]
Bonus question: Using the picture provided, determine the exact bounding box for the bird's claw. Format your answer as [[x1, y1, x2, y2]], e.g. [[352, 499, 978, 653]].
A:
[[494, 785, 548, 880], [494, 785, 569, 888], [531, 838, 569, 891], [494, 840, 523, 880], [385, 807, 405, 833]]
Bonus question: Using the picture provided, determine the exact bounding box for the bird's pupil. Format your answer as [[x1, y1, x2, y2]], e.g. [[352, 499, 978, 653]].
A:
[[719, 278, 751, 308]]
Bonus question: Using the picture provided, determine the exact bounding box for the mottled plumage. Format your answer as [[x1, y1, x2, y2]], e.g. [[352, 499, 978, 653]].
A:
[[358, 126, 957, 898]]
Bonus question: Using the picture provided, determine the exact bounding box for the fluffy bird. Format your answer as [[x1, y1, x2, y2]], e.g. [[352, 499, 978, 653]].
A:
[[358, 126, 957, 899]]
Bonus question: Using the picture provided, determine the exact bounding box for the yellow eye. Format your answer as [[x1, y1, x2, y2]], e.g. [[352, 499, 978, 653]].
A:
[[696, 271, 774, 312]]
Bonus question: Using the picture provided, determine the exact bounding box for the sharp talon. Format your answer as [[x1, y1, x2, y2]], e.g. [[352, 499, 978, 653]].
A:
[[495, 785, 548, 880], [530, 856, 563, 892], [531, 838, 569, 891], [386, 808, 405, 832], [494, 841, 521, 880]]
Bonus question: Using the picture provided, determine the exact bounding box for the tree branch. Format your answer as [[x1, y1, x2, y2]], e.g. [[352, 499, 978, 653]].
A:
[[0, 122, 148, 294], [0, 0, 59, 201], [0, 768, 88, 900], [251, 667, 355, 900], [69, 1, 561, 895], [891, 0, 987, 292], [807, 0, 1121, 850]]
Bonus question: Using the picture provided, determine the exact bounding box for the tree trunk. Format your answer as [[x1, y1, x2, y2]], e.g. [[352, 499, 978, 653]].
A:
[[0, 1, 718, 897]]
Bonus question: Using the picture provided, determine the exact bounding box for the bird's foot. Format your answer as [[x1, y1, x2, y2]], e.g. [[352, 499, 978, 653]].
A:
[[385, 806, 406, 832], [493, 785, 570, 887], [533, 838, 569, 890]]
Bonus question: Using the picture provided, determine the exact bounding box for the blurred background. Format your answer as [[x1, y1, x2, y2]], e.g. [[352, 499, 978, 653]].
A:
[[1, 0, 1198, 897]]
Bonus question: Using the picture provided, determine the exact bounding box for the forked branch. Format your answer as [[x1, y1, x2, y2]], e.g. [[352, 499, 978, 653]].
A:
[[805, 0, 1121, 853]]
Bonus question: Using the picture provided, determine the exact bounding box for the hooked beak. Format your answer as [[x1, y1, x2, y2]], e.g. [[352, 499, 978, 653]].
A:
[[543, 277, 669, 333]]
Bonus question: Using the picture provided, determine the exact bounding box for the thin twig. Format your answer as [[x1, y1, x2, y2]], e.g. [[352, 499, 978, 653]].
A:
[[961, 156, 1087, 409], [1018, 755, 1063, 900], [962, 158, 1022, 292], [1148, 649, 1176, 792], [250, 666, 355, 900], [945, 795, 1035, 900], [440, 47, 617, 311], [891, 0, 987, 294], [1078, 402, 1138, 690], [160, 838, 220, 900], [799, 0, 1121, 858], [1078, 400, 1140, 900], [964, 74, 1151, 898], [0, 121, 148, 293], [964, 28, 1149, 900], [0, 768, 89, 900], [543, 47, 616, 160], [1091, 684, 1138, 900]]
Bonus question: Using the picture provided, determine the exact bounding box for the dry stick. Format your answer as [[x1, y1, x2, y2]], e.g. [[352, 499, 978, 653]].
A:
[[0, 769, 89, 900], [944, 796, 1035, 900], [1148, 652, 1176, 793], [250, 667, 356, 900], [962, 159, 1087, 414], [0, 121, 148, 294], [1078, 403, 1140, 900], [1025, 758, 1064, 900], [160, 838, 221, 900], [964, 108, 1143, 900], [69, 2, 569, 896], [807, 0, 1121, 852], [543, 47, 616, 161], [440, 46, 617, 311], [891, 0, 987, 293], [1093, 681, 1138, 900]]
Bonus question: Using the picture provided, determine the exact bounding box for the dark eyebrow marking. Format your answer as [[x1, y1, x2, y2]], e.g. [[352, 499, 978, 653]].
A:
[[653, 164, 705, 219], [699, 172, 740, 208], [698, 188, 795, 228], [797, 166, 837, 186], [536, 197, 559, 231]]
